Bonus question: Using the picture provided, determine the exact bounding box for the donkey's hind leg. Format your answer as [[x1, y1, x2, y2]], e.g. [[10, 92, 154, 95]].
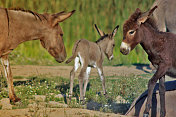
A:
[[83, 67, 91, 99], [1, 55, 21, 102], [69, 57, 80, 100], [78, 66, 87, 104]]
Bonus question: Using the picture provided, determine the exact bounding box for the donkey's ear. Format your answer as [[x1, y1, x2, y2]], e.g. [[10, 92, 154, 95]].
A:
[[112, 25, 119, 38], [137, 6, 157, 25], [52, 10, 75, 27], [94, 24, 105, 36]]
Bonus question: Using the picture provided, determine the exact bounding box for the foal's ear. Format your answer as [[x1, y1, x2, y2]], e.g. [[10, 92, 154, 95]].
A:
[[94, 24, 105, 36], [137, 6, 157, 25], [52, 10, 75, 27], [112, 25, 119, 38]]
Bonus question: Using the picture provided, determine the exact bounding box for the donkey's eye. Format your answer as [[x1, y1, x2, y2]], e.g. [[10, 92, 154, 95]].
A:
[[113, 44, 115, 47], [129, 30, 135, 35], [60, 34, 63, 37]]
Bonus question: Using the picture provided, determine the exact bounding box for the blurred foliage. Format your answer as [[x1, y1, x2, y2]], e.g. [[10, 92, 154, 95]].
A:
[[0, 0, 154, 65]]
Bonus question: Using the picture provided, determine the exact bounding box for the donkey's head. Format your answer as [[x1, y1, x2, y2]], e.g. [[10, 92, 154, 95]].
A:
[[95, 24, 119, 60], [40, 10, 75, 63], [120, 6, 157, 55]]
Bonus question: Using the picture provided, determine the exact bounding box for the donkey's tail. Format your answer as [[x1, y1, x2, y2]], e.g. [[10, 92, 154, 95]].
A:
[[65, 40, 81, 64], [65, 56, 75, 64]]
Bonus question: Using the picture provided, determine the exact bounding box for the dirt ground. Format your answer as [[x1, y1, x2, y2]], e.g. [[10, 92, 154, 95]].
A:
[[0, 108, 127, 117], [4, 65, 151, 78], [0, 65, 151, 117]]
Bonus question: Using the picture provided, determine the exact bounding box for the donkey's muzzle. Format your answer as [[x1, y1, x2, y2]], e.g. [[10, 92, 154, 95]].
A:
[[120, 42, 131, 55], [55, 55, 66, 63], [120, 48, 130, 55]]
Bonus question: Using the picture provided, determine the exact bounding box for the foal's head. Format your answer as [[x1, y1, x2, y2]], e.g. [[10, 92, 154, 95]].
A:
[[40, 10, 75, 63], [120, 6, 157, 55], [95, 24, 119, 60]]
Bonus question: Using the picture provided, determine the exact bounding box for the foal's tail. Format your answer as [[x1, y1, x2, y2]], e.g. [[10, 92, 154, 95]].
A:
[[65, 40, 81, 64], [65, 54, 76, 64]]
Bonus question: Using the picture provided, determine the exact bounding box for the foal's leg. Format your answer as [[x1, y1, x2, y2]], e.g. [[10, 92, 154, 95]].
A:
[[83, 67, 91, 98], [1, 55, 21, 102], [159, 76, 166, 117], [78, 66, 87, 103], [143, 64, 168, 117], [69, 57, 80, 100], [97, 65, 106, 95]]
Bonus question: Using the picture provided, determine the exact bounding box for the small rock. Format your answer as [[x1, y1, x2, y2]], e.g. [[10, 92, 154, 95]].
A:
[[34, 95, 46, 102], [2, 104, 12, 110], [28, 102, 45, 109], [28, 103, 37, 108], [28, 99, 35, 104], [49, 93, 55, 96], [39, 102, 47, 107], [0, 98, 10, 106], [15, 101, 22, 106], [54, 94, 63, 99], [115, 95, 126, 103], [48, 101, 68, 108]]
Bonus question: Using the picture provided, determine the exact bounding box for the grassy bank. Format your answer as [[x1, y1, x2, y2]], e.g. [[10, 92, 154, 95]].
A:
[[0, 0, 154, 65], [0, 73, 151, 113]]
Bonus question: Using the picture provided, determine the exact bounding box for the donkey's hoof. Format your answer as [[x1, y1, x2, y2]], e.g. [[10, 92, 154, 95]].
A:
[[80, 100, 86, 105], [104, 93, 109, 98], [143, 114, 149, 117], [69, 95, 72, 101], [10, 96, 21, 103]]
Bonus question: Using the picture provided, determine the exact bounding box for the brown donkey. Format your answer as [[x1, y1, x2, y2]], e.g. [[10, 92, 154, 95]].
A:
[[66, 24, 119, 103], [0, 8, 75, 102], [120, 6, 176, 117]]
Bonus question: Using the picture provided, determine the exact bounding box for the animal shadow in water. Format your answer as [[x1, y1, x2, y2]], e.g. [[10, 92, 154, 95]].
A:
[[55, 82, 91, 104]]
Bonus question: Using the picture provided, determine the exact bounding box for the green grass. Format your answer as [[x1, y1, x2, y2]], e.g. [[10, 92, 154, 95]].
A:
[[0, 0, 154, 65], [0, 74, 149, 113]]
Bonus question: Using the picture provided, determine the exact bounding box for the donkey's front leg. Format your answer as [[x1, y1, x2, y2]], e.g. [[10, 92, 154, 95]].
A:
[[97, 65, 106, 95], [159, 76, 166, 117], [1, 55, 21, 102], [143, 64, 168, 117]]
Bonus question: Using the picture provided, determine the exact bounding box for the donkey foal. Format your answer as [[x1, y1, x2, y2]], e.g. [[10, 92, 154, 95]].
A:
[[120, 6, 176, 117], [66, 24, 119, 103]]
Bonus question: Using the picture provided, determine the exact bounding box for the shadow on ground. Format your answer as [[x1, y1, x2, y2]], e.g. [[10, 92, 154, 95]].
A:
[[114, 63, 151, 73], [87, 100, 130, 114], [55, 82, 130, 114]]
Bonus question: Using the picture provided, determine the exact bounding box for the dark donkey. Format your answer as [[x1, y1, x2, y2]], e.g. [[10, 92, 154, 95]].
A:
[[120, 6, 176, 117], [0, 8, 75, 102]]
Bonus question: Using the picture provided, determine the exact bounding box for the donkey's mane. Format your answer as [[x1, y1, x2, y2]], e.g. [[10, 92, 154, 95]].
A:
[[145, 17, 159, 31], [124, 9, 159, 34], [4, 8, 47, 37], [95, 34, 108, 43], [8, 8, 47, 21]]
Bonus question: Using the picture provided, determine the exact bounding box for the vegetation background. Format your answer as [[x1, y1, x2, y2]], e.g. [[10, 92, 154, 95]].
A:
[[0, 0, 154, 65]]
